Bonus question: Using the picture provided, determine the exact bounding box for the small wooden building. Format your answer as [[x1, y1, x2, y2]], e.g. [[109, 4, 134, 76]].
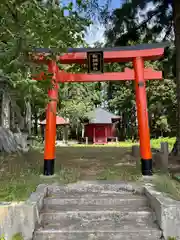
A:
[[40, 116, 69, 142], [84, 108, 120, 144]]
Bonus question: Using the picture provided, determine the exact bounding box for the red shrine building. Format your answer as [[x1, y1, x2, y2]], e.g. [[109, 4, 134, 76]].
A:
[[84, 108, 120, 144]]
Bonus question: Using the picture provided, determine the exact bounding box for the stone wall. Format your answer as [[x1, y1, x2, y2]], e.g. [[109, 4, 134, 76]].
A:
[[0, 184, 48, 240]]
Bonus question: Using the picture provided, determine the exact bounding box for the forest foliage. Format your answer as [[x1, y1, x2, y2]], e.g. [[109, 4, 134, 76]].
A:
[[0, 0, 178, 140]]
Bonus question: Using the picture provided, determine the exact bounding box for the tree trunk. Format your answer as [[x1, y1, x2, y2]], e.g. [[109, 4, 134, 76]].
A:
[[33, 110, 38, 135], [119, 112, 126, 141], [25, 101, 32, 135], [132, 105, 138, 141], [81, 123, 85, 138], [107, 82, 113, 102], [171, 0, 180, 155], [1, 91, 10, 129], [11, 101, 24, 130], [63, 125, 68, 144], [10, 108, 16, 131]]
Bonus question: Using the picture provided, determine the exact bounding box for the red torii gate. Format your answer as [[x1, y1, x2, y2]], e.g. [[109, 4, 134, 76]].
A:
[[30, 42, 167, 177]]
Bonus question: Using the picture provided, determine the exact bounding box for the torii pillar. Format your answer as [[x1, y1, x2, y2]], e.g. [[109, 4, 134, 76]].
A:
[[43, 61, 59, 175], [133, 57, 152, 175]]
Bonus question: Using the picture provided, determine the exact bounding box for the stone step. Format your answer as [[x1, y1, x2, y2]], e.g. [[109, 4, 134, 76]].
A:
[[34, 182, 160, 240], [48, 182, 143, 196], [33, 228, 162, 240], [40, 216, 158, 231], [43, 202, 148, 212], [40, 209, 155, 226], [48, 191, 137, 198], [44, 194, 148, 208], [43, 204, 149, 214]]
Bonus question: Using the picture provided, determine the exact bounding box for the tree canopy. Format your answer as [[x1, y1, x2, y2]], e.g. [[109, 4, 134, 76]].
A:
[[100, 0, 177, 141], [0, 0, 179, 146]]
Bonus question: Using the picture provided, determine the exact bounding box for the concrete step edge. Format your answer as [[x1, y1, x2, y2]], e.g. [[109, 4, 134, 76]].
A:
[[41, 210, 153, 214], [34, 229, 161, 233], [33, 232, 162, 240], [42, 206, 150, 212]]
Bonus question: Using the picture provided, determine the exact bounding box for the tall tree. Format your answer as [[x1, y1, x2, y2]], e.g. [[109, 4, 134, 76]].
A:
[[0, 0, 94, 150], [172, 0, 180, 154], [103, 0, 180, 153]]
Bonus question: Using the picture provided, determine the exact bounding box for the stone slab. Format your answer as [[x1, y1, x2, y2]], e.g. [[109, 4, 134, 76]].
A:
[[153, 152, 168, 171], [144, 183, 180, 240], [160, 142, 169, 154], [0, 184, 48, 240], [131, 145, 140, 157]]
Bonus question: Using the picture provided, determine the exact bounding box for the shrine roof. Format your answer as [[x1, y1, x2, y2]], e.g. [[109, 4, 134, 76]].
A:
[[40, 116, 69, 125], [86, 108, 120, 124]]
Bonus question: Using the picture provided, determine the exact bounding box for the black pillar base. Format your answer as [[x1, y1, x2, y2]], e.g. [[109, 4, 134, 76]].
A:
[[141, 158, 153, 176], [44, 159, 55, 176]]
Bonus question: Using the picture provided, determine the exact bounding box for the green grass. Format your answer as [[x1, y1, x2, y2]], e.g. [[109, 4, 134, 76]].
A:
[[153, 173, 180, 200], [0, 168, 80, 202], [0, 137, 178, 202], [12, 233, 23, 240], [0, 146, 137, 201], [72, 137, 176, 150], [72, 141, 137, 148], [0, 233, 23, 240], [150, 137, 176, 150], [0, 151, 81, 201], [96, 165, 142, 181]]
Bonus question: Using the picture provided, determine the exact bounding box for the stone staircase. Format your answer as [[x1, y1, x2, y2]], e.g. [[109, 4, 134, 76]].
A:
[[33, 182, 163, 240]]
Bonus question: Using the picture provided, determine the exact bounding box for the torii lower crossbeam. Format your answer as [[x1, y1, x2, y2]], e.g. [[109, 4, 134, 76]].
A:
[[34, 68, 162, 82]]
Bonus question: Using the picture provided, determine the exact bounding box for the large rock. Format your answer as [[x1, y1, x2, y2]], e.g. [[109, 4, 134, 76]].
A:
[[0, 127, 29, 153], [14, 132, 29, 152]]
